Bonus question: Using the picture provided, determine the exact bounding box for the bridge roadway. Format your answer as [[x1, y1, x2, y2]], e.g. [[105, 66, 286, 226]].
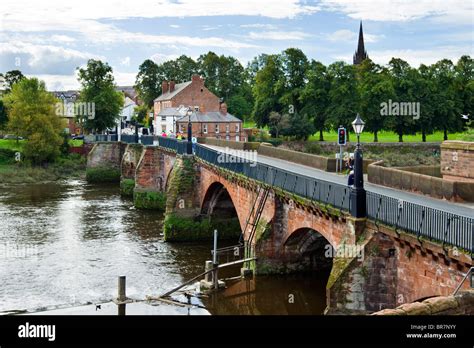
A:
[[202, 144, 474, 219]]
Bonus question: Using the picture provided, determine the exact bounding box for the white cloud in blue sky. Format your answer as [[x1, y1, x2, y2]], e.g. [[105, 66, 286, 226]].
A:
[[0, 0, 472, 90]]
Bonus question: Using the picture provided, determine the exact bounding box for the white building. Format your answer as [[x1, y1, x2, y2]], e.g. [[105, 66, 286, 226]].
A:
[[156, 105, 188, 134], [121, 96, 137, 122]]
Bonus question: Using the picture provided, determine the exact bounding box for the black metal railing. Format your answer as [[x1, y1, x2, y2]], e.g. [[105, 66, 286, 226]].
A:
[[144, 140, 474, 253], [367, 191, 473, 253], [194, 144, 351, 211]]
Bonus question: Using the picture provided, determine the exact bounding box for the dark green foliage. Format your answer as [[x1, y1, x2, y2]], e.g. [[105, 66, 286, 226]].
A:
[[86, 167, 121, 183], [164, 214, 241, 242], [120, 179, 135, 197], [134, 190, 166, 210], [0, 148, 16, 164]]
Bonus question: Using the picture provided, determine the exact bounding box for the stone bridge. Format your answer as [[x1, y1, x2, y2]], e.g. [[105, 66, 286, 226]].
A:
[[87, 141, 474, 313]]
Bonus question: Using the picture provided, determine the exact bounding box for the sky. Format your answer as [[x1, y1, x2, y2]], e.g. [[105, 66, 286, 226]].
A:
[[0, 0, 472, 90]]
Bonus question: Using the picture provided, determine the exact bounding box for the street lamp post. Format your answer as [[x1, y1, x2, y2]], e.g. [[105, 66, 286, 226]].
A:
[[186, 108, 193, 155], [350, 113, 366, 218]]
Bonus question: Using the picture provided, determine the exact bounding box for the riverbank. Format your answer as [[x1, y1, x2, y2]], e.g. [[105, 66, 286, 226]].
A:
[[0, 154, 86, 184]]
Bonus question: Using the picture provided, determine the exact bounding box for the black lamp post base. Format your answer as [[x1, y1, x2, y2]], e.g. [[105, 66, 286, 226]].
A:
[[350, 187, 367, 218]]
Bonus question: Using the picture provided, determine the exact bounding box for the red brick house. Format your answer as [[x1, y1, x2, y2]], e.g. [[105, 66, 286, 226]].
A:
[[154, 74, 243, 141]]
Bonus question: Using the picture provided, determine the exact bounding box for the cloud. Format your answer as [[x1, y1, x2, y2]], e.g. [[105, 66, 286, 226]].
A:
[[170, 25, 180, 28], [240, 24, 278, 30], [120, 57, 131, 66], [333, 45, 474, 67], [326, 29, 383, 43], [320, 0, 472, 25], [0, 42, 102, 75], [151, 53, 180, 64], [246, 31, 312, 41]]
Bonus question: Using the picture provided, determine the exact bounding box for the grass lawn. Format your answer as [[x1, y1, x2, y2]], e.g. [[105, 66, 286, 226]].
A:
[[243, 121, 468, 142], [308, 130, 467, 143], [0, 139, 25, 151], [69, 139, 84, 147]]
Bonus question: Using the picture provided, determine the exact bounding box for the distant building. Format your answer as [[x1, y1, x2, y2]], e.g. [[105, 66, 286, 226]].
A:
[[0, 75, 6, 96], [120, 96, 137, 122], [154, 74, 243, 140], [353, 21, 369, 65], [175, 103, 244, 141], [52, 90, 81, 134], [116, 86, 140, 105]]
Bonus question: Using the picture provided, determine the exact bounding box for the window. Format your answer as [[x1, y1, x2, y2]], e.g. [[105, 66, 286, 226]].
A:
[[226, 124, 230, 133], [215, 124, 219, 133], [203, 124, 208, 134], [161, 116, 166, 121], [226, 135, 230, 141], [179, 124, 184, 133], [194, 105, 199, 112], [235, 135, 240, 142], [235, 124, 240, 133], [161, 125, 166, 132]]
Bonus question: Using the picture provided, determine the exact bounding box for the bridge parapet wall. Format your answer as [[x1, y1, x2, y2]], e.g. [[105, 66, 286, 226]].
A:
[[86, 142, 127, 183]]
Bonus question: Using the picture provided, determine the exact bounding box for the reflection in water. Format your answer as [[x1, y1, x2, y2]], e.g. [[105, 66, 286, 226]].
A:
[[0, 180, 327, 314], [203, 272, 328, 315]]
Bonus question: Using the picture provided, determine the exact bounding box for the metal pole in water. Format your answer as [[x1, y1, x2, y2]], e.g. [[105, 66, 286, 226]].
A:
[[213, 230, 218, 289], [118, 276, 126, 302], [118, 276, 126, 316]]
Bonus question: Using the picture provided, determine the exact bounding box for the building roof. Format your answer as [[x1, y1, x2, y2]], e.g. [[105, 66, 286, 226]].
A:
[[52, 90, 80, 103], [158, 107, 188, 117], [176, 111, 242, 123], [154, 81, 192, 102], [116, 86, 138, 100]]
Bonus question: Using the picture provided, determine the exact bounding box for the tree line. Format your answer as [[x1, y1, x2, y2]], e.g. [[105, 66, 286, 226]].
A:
[[135, 49, 473, 142]]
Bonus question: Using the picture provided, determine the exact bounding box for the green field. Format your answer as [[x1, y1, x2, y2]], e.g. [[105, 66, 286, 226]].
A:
[[308, 130, 468, 143], [0, 139, 25, 151], [242, 121, 468, 143]]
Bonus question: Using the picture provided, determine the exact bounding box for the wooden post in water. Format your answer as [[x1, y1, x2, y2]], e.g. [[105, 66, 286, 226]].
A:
[[213, 230, 218, 290], [118, 276, 126, 316]]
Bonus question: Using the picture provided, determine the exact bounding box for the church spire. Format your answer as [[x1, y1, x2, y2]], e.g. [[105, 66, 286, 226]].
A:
[[353, 21, 368, 65]]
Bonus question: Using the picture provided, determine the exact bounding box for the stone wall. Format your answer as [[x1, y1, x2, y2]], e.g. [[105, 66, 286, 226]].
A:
[[368, 160, 474, 202], [86, 142, 127, 183], [133, 146, 175, 209], [441, 141, 474, 182], [372, 291, 474, 315]]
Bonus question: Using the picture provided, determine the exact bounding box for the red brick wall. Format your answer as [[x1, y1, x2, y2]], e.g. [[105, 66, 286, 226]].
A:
[[135, 147, 176, 191], [176, 121, 242, 139], [441, 141, 474, 182]]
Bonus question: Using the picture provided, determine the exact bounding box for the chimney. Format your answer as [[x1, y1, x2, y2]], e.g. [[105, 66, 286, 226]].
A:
[[161, 80, 169, 94], [219, 102, 227, 115], [191, 74, 203, 85], [169, 81, 175, 93]]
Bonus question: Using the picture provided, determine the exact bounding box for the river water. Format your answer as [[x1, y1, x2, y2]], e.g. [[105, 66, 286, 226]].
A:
[[0, 180, 326, 315]]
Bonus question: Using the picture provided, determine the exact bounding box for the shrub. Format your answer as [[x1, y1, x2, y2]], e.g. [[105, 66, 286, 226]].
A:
[[133, 190, 166, 210], [120, 179, 135, 197], [86, 167, 120, 183]]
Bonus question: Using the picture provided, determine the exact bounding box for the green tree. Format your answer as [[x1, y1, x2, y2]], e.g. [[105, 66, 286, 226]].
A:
[[414, 65, 436, 142], [326, 61, 359, 141], [135, 59, 161, 108], [357, 60, 395, 142], [252, 54, 284, 127], [0, 99, 7, 130], [278, 48, 309, 113], [282, 111, 315, 140], [300, 60, 330, 141], [227, 94, 252, 120], [455, 55, 474, 121], [386, 58, 418, 142], [77, 59, 124, 133], [158, 55, 200, 82], [3, 70, 25, 91], [429, 59, 463, 140], [268, 111, 290, 138], [4, 78, 64, 163]]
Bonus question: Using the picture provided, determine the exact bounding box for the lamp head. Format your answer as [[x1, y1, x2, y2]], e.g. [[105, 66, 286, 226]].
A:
[[352, 113, 365, 136]]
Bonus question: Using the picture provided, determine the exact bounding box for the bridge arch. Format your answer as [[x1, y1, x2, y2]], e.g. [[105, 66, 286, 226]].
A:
[[283, 227, 334, 275], [200, 181, 244, 239]]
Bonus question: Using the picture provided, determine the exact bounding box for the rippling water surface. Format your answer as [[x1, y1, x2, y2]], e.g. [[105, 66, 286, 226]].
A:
[[0, 180, 326, 314]]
